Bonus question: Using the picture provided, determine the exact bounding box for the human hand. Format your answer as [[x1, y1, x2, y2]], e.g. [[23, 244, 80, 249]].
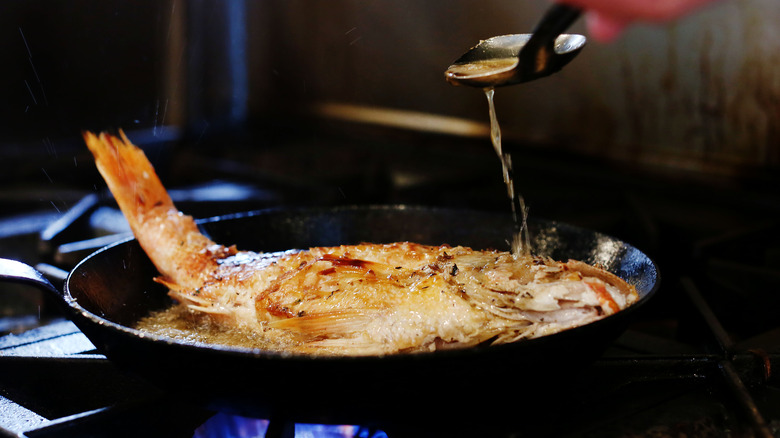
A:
[[559, 0, 720, 41]]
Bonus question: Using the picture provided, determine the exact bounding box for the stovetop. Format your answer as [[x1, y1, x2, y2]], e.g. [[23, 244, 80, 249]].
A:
[[1, 126, 779, 437]]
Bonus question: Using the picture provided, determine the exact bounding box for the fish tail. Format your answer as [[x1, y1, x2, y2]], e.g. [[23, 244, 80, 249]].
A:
[[83, 130, 174, 228], [83, 130, 219, 289]]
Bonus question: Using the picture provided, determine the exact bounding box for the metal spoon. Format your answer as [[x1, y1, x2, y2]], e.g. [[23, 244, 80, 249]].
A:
[[445, 4, 585, 87]]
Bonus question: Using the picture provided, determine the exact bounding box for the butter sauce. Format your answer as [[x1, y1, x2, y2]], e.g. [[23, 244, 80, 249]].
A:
[[137, 305, 302, 352], [444, 58, 518, 87], [484, 87, 530, 256]]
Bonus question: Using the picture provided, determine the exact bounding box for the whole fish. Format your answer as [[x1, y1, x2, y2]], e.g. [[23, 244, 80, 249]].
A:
[[83, 131, 638, 356]]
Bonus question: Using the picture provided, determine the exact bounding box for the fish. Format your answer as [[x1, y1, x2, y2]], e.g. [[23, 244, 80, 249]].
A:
[[83, 130, 639, 356]]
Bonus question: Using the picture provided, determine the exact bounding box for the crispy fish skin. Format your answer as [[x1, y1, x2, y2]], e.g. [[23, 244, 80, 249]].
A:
[[84, 131, 638, 356]]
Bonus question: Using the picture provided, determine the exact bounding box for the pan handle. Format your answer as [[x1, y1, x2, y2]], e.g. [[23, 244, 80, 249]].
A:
[[0, 258, 62, 298]]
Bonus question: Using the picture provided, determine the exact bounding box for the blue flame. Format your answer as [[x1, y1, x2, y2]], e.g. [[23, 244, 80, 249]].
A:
[[193, 413, 389, 438]]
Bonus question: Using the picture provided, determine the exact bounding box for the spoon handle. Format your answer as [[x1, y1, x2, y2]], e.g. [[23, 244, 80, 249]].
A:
[[520, 4, 582, 71], [528, 3, 582, 46]]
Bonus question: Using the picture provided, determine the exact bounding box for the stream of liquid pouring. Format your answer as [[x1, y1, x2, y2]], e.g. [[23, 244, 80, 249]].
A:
[[484, 87, 530, 256]]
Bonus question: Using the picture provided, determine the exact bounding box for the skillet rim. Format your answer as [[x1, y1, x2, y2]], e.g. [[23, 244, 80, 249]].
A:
[[63, 204, 661, 363]]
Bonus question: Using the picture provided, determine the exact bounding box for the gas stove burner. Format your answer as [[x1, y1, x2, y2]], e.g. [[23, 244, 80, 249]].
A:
[[194, 414, 388, 438]]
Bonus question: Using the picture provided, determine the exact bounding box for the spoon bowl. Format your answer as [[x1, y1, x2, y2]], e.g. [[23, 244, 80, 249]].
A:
[[445, 33, 586, 87], [446, 5, 585, 88]]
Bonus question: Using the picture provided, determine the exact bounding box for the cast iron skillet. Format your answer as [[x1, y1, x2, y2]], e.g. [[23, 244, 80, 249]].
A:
[[0, 205, 659, 425]]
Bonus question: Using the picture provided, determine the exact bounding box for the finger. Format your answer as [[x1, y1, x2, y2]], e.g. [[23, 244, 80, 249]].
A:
[[561, 0, 717, 22], [585, 11, 628, 42]]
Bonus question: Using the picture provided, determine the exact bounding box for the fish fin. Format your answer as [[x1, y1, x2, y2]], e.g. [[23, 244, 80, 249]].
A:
[[269, 309, 379, 338], [296, 338, 389, 356]]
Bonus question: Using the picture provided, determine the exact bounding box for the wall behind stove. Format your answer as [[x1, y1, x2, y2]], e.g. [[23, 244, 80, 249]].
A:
[[1, 0, 778, 182], [243, 0, 780, 174]]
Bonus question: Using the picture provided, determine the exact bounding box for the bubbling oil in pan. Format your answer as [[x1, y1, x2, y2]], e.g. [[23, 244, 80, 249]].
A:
[[138, 250, 305, 352], [139, 303, 302, 352]]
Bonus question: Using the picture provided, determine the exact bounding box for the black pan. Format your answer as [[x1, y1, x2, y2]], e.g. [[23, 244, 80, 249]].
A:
[[1, 205, 659, 426]]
